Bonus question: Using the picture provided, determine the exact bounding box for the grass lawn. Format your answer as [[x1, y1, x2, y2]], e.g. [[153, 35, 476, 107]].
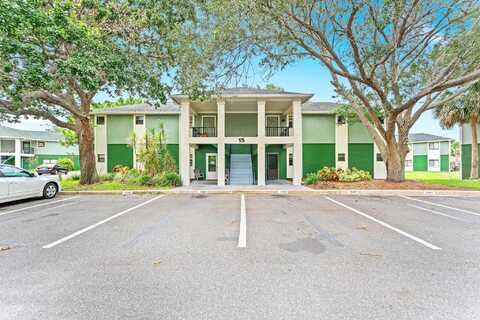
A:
[[406, 171, 480, 190], [61, 180, 170, 191]]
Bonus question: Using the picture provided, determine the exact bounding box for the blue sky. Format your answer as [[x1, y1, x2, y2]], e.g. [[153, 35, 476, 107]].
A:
[[3, 58, 459, 140]]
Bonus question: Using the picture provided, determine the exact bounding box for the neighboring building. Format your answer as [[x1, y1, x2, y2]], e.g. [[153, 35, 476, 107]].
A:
[[405, 133, 452, 172], [92, 87, 390, 186], [460, 123, 480, 179], [0, 125, 79, 170]]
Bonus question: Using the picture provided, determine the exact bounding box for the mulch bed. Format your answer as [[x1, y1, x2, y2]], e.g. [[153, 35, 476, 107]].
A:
[[307, 180, 463, 190]]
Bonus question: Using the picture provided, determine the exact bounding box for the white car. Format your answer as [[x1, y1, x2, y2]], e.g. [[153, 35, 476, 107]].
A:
[[0, 165, 61, 204]]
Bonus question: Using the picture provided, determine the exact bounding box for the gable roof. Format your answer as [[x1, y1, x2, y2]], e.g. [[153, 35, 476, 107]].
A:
[[301, 101, 340, 113], [171, 87, 314, 103], [408, 133, 453, 143], [0, 125, 62, 141]]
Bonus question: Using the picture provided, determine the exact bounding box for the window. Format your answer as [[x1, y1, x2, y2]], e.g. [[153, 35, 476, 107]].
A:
[[97, 154, 105, 163], [405, 160, 412, 167], [0, 166, 31, 177], [96, 116, 105, 125], [135, 115, 144, 125], [428, 142, 439, 150], [37, 141, 45, 147], [1, 140, 15, 153], [376, 153, 383, 162], [336, 115, 346, 125], [337, 153, 346, 162], [429, 159, 439, 168], [288, 153, 293, 166]]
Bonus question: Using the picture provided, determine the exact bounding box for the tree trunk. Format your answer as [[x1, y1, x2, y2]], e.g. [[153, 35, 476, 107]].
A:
[[383, 134, 407, 182], [77, 118, 97, 185], [470, 114, 479, 179]]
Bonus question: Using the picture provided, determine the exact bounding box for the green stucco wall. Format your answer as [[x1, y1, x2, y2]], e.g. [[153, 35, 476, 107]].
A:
[[226, 114, 257, 137], [348, 143, 373, 175], [440, 155, 449, 172], [195, 144, 217, 178], [22, 154, 80, 170], [145, 115, 179, 144], [348, 122, 373, 143], [413, 155, 428, 171], [230, 144, 252, 154], [107, 144, 133, 172], [303, 144, 336, 176], [461, 144, 480, 179], [302, 115, 336, 143], [266, 144, 287, 179], [107, 115, 133, 144]]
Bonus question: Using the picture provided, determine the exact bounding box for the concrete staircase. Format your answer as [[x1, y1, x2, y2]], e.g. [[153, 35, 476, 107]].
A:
[[229, 154, 254, 185]]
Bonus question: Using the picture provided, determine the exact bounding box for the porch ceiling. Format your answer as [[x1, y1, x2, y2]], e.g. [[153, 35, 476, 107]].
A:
[[190, 98, 292, 114]]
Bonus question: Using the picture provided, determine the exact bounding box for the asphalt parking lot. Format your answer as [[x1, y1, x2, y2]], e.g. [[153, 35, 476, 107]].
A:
[[1, 193, 480, 319]]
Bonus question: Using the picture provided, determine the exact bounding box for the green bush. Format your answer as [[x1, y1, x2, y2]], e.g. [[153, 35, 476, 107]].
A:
[[338, 168, 372, 182], [304, 167, 372, 184], [304, 172, 320, 185], [70, 174, 80, 181], [160, 172, 181, 186], [57, 158, 75, 171], [99, 173, 115, 182], [136, 174, 152, 186]]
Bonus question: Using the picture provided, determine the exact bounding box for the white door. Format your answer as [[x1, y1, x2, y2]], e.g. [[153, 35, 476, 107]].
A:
[[205, 153, 217, 180], [286, 146, 293, 179]]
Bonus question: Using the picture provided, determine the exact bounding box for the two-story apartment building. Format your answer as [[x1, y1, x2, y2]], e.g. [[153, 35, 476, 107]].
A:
[[405, 133, 452, 172], [92, 88, 387, 185], [0, 125, 79, 170], [460, 123, 480, 179]]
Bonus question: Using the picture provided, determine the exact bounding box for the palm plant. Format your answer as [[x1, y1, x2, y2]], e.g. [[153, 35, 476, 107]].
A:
[[434, 83, 480, 179]]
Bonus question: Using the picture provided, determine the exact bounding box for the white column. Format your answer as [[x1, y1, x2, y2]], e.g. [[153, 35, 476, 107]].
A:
[[335, 116, 348, 169], [257, 100, 266, 185], [257, 143, 265, 186], [217, 99, 225, 186], [292, 99, 303, 185], [179, 101, 190, 186], [257, 99, 265, 138], [14, 139, 21, 167]]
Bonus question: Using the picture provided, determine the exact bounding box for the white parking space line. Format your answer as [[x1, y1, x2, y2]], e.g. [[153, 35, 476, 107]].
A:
[[407, 204, 465, 222], [238, 194, 247, 248], [43, 195, 165, 249], [401, 195, 480, 217], [0, 197, 78, 217], [324, 196, 442, 251]]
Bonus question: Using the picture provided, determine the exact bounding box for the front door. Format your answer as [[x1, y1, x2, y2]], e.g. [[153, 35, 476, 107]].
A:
[[205, 153, 217, 180], [267, 153, 278, 180]]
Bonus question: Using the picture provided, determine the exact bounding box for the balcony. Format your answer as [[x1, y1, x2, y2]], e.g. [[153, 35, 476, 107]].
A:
[[191, 127, 217, 137], [266, 127, 291, 137]]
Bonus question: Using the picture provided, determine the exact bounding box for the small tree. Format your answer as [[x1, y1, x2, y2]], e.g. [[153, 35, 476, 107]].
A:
[[137, 124, 177, 176], [434, 83, 480, 179]]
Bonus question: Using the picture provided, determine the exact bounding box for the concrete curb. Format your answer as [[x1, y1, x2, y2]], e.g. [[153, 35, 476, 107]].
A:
[[60, 188, 480, 197]]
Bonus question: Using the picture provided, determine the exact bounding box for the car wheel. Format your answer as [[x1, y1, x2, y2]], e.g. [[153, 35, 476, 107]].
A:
[[43, 182, 58, 199]]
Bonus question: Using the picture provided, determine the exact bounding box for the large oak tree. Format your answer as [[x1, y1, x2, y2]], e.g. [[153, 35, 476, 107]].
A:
[[208, 0, 480, 181], [0, 0, 232, 184]]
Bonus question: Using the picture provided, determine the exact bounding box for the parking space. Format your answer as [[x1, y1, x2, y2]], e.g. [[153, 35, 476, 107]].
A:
[[1, 193, 480, 319]]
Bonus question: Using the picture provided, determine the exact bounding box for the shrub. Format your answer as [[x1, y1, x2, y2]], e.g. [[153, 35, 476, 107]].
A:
[[160, 171, 181, 186], [318, 166, 339, 181], [70, 174, 80, 181], [338, 168, 372, 182], [136, 174, 152, 186], [304, 172, 320, 185], [57, 158, 75, 171], [98, 173, 115, 182]]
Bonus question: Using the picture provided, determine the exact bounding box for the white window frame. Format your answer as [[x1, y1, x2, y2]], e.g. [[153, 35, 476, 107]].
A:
[[135, 115, 145, 125], [96, 116, 105, 126], [428, 142, 439, 150]]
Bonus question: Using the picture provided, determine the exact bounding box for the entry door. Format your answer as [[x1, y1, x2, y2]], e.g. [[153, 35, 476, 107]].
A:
[[205, 153, 217, 180], [267, 153, 279, 180]]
